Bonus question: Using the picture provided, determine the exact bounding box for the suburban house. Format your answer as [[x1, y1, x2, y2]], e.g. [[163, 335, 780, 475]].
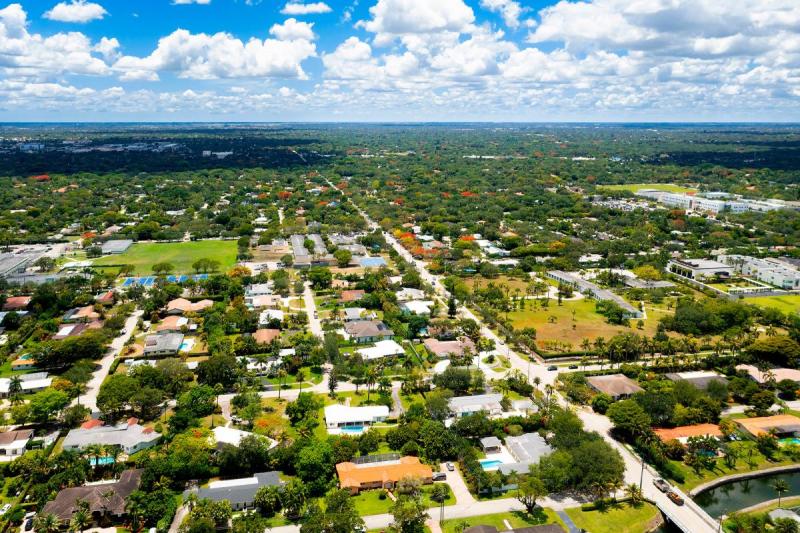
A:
[[0, 429, 33, 458], [400, 300, 434, 315], [449, 394, 504, 418], [62, 305, 100, 323], [245, 283, 274, 297], [343, 307, 376, 322], [654, 424, 722, 445], [736, 414, 800, 438], [2, 296, 31, 311], [396, 287, 425, 301], [665, 371, 728, 390], [356, 339, 405, 361], [340, 289, 365, 303], [42, 469, 142, 526], [498, 433, 554, 476], [10, 355, 37, 371], [423, 337, 476, 359], [156, 315, 189, 333], [736, 364, 800, 385], [247, 294, 283, 309], [586, 374, 643, 400], [343, 320, 394, 344], [63, 418, 161, 454], [325, 404, 390, 432], [166, 298, 214, 315], [252, 328, 281, 345], [336, 456, 433, 494], [480, 436, 502, 454], [143, 332, 184, 356], [95, 290, 115, 306], [186, 472, 283, 511], [53, 321, 102, 340], [211, 426, 276, 450], [0, 372, 52, 397]]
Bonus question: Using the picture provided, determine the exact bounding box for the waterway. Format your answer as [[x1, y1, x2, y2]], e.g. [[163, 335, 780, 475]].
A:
[[694, 471, 800, 518]]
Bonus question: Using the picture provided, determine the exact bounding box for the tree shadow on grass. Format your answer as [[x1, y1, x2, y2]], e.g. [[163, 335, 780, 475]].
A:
[[510, 507, 551, 525]]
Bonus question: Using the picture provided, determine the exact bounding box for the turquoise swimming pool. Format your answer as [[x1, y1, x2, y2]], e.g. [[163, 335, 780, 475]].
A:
[[341, 426, 365, 434], [89, 456, 115, 466], [780, 437, 800, 446], [479, 459, 504, 470]]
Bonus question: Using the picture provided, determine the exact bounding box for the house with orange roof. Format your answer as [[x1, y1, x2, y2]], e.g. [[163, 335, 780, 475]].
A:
[[336, 456, 433, 494], [654, 424, 722, 444], [166, 298, 214, 315], [736, 414, 800, 438], [253, 329, 281, 345], [2, 296, 31, 312], [156, 315, 189, 333], [63, 305, 100, 323]]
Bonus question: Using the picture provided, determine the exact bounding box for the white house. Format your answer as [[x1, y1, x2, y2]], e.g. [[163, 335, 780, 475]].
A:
[[357, 340, 405, 361], [0, 429, 33, 459], [400, 300, 434, 315], [324, 405, 389, 432], [448, 394, 504, 418], [259, 309, 285, 325]]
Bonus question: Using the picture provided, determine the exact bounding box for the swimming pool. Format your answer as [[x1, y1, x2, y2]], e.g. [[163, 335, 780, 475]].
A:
[[781, 438, 800, 446], [479, 459, 504, 470], [89, 456, 115, 466], [340, 426, 365, 434], [179, 339, 194, 352]]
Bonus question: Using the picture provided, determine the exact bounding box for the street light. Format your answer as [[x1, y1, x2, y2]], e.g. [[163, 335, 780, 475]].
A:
[[639, 455, 645, 490]]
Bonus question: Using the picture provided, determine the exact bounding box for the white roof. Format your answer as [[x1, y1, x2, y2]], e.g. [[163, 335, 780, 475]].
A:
[[324, 404, 389, 425], [396, 287, 425, 301], [212, 426, 275, 448], [402, 300, 434, 314], [259, 309, 285, 323], [0, 376, 52, 394], [357, 340, 405, 360]]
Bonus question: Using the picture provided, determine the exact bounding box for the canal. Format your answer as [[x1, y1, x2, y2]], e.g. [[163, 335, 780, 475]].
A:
[[693, 470, 800, 519]]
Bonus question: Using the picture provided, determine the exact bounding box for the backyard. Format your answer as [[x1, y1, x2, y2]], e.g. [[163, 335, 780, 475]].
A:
[[93, 240, 237, 275], [440, 509, 566, 533]]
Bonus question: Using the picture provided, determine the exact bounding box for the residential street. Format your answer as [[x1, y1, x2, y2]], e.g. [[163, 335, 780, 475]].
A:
[[73, 309, 142, 413]]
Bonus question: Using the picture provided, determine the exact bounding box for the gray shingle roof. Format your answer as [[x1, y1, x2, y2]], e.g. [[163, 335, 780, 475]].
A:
[[188, 471, 282, 506]]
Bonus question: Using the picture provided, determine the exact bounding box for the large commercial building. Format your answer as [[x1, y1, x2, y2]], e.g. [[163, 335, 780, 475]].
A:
[[636, 190, 789, 214], [666, 258, 733, 281], [719, 255, 800, 290]]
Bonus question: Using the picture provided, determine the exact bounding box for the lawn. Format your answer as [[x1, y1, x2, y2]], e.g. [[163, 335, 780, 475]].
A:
[[93, 240, 237, 275], [352, 485, 456, 516], [506, 298, 664, 351], [745, 294, 800, 316], [464, 275, 533, 293], [668, 438, 800, 491], [565, 502, 661, 533], [599, 183, 697, 194], [440, 508, 565, 533]]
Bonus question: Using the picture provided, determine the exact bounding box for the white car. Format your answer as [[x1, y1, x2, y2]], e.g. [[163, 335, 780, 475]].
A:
[[0, 503, 12, 516]]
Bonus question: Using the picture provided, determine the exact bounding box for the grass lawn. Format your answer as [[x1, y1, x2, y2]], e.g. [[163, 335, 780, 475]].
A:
[[507, 298, 663, 350], [599, 183, 697, 194], [352, 485, 456, 516], [745, 294, 800, 316], [464, 275, 533, 293], [565, 502, 660, 533], [93, 240, 237, 275], [440, 508, 565, 533], [668, 438, 800, 491]]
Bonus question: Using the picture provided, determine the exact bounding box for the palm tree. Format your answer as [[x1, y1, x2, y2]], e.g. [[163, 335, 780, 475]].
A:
[[276, 368, 287, 399], [774, 479, 790, 508], [33, 513, 61, 533], [624, 483, 643, 504], [70, 507, 91, 532], [365, 367, 378, 401], [8, 376, 22, 404]]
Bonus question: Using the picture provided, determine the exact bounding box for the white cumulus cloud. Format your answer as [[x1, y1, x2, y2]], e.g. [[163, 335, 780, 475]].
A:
[[269, 18, 315, 41], [281, 2, 332, 15], [43, 0, 107, 23]]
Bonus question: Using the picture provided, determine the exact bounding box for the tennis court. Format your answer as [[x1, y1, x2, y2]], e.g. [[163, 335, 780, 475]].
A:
[[121, 274, 208, 287]]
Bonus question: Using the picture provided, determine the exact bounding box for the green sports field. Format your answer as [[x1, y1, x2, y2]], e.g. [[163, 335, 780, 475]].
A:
[[93, 240, 237, 275], [599, 183, 697, 193], [745, 294, 800, 316]]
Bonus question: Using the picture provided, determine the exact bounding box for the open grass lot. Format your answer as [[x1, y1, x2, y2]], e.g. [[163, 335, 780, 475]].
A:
[[464, 275, 532, 293], [507, 298, 665, 349], [352, 484, 455, 516], [440, 508, 566, 533], [599, 183, 697, 194], [93, 240, 237, 275], [565, 502, 660, 533], [745, 294, 800, 316]]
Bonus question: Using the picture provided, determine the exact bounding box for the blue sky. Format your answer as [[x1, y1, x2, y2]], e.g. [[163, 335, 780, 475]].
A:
[[2, 0, 800, 121]]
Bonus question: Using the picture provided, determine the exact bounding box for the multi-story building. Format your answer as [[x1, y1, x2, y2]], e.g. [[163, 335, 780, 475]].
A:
[[719, 255, 800, 290]]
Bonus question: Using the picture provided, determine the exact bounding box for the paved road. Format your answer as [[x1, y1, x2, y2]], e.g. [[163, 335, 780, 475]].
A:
[[74, 309, 142, 413], [302, 282, 323, 338]]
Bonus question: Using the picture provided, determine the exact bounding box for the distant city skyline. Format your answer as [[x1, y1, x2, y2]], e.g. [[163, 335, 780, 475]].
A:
[[2, 0, 800, 122]]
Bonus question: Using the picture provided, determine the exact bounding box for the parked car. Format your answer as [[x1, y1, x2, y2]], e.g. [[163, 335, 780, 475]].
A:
[[653, 478, 670, 493], [432, 472, 447, 481], [446, 462, 455, 471], [667, 491, 685, 505], [568, 364, 578, 369], [547, 365, 558, 371], [0, 504, 11, 516]]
